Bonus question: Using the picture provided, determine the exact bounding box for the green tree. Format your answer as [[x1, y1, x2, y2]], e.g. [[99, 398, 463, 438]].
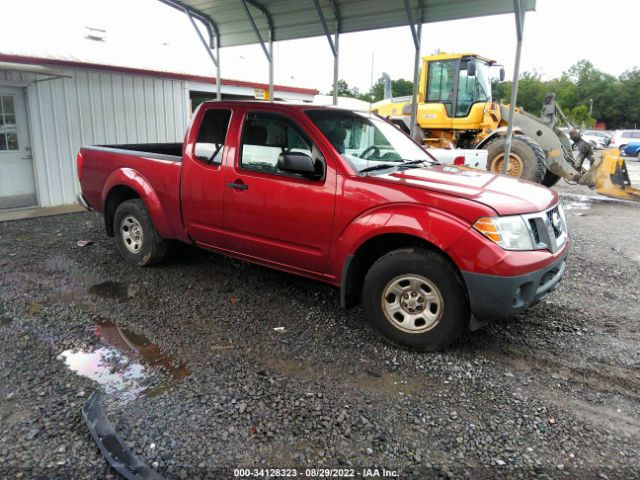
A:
[[565, 105, 595, 128], [369, 77, 414, 103], [334, 79, 356, 98]]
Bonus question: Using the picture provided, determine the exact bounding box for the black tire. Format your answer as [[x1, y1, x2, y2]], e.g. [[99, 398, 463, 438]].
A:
[[362, 248, 469, 352], [485, 135, 546, 183], [619, 145, 627, 155], [113, 199, 167, 266], [541, 170, 561, 187]]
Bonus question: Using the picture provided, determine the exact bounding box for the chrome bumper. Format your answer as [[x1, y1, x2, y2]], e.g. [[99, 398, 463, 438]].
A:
[[76, 193, 93, 211]]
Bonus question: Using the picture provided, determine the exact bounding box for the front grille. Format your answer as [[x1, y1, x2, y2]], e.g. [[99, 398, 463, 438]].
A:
[[525, 205, 567, 253], [529, 219, 540, 244], [546, 206, 564, 239]]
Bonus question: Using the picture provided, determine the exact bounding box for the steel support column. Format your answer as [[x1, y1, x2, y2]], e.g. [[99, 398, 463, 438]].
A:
[[160, 1, 221, 100], [404, 0, 423, 140], [313, 0, 340, 106], [502, 0, 526, 174], [241, 0, 274, 102]]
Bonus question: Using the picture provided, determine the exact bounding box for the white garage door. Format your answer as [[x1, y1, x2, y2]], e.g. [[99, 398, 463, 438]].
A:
[[0, 87, 36, 209]]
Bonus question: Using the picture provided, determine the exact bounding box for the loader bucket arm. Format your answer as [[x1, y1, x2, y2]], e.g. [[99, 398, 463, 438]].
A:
[[499, 104, 581, 181]]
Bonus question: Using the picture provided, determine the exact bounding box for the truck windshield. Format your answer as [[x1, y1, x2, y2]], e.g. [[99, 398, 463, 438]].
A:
[[305, 110, 432, 174]]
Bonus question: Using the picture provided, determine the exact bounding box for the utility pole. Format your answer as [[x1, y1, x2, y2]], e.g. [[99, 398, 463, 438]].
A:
[[589, 98, 593, 116]]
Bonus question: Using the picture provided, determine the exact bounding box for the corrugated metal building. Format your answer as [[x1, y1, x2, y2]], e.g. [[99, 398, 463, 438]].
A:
[[0, 1, 317, 211], [0, 60, 316, 211]]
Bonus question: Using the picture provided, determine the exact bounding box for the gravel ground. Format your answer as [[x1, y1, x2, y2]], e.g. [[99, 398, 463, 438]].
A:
[[0, 191, 639, 479]]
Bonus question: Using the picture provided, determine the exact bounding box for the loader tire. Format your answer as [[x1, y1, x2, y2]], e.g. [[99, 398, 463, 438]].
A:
[[486, 135, 546, 184], [541, 171, 561, 187]]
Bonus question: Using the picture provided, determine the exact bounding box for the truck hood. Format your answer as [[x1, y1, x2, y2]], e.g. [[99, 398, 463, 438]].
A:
[[375, 165, 557, 215]]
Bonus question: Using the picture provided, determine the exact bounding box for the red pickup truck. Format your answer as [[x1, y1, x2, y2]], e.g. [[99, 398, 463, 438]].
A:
[[77, 101, 569, 351]]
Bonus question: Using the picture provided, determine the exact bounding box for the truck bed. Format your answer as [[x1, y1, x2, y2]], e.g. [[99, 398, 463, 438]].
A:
[[79, 143, 185, 241]]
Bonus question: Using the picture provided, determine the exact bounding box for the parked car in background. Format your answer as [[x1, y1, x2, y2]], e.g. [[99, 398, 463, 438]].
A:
[[609, 130, 640, 152], [582, 130, 611, 149], [621, 143, 640, 158]]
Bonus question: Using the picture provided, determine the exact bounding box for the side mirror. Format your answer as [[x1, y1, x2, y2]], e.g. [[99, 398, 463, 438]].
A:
[[467, 60, 476, 77], [277, 152, 320, 178], [499, 67, 505, 82]]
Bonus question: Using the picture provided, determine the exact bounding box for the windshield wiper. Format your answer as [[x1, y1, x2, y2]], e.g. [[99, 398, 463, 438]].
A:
[[359, 163, 400, 174], [397, 159, 439, 169]]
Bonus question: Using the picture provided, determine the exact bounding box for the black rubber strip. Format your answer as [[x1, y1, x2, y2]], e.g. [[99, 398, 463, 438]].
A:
[[82, 392, 165, 480]]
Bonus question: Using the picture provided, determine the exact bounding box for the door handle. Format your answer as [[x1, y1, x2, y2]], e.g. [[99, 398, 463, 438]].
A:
[[227, 180, 248, 191]]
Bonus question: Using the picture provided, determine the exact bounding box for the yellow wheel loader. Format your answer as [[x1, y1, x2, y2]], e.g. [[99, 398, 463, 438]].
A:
[[371, 52, 639, 198]]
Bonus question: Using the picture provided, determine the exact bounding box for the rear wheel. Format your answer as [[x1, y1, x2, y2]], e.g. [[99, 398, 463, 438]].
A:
[[486, 135, 546, 184], [619, 145, 627, 155], [114, 199, 166, 266], [362, 248, 469, 351]]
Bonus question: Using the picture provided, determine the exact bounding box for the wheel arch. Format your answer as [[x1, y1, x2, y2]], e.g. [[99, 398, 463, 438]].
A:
[[475, 126, 524, 150], [103, 185, 140, 236], [102, 168, 172, 238], [340, 231, 465, 310]]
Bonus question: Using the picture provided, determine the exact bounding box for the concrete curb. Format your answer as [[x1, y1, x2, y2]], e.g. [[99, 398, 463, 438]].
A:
[[0, 204, 85, 223], [559, 192, 640, 208]]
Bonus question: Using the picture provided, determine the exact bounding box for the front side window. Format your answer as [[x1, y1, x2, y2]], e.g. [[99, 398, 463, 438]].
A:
[[194, 109, 231, 164], [306, 109, 433, 174], [456, 58, 491, 117], [240, 112, 313, 176]]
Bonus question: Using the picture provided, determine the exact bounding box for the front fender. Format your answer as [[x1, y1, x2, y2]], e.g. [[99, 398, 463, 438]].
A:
[[329, 204, 471, 280], [101, 168, 174, 238], [475, 126, 524, 150]]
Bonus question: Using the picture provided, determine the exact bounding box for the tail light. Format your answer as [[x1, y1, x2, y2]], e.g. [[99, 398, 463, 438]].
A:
[[453, 156, 465, 166], [76, 152, 84, 181]]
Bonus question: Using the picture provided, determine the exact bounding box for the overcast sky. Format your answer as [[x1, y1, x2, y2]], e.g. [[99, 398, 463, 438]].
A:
[[3, 0, 637, 93]]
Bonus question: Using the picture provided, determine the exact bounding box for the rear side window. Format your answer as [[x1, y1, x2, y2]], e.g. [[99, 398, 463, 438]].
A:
[[194, 109, 231, 164], [240, 112, 313, 176]]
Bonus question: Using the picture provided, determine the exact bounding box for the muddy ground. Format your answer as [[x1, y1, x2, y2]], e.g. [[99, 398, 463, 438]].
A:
[[0, 185, 639, 479]]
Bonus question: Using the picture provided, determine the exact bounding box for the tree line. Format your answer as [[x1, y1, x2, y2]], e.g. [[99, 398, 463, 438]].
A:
[[334, 60, 640, 130]]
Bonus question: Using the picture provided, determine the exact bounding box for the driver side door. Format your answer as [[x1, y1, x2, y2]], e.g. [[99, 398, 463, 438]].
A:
[[221, 110, 337, 274]]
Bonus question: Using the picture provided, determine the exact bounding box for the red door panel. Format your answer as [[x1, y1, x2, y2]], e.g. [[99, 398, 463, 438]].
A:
[[221, 111, 336, 274]]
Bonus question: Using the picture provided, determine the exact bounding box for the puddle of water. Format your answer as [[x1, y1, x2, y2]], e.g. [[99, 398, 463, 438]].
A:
[[44, 255, 104, 305], [88, 281, 131, 302], [60, 319, 189, 402], [261, 356, 424, 397], [563, 199, 591, 212]]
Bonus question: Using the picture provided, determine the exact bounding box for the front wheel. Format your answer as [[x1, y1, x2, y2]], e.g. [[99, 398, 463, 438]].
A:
[[486, 135, 546, 184], [362, 248, 469, 351], [113, 199, 167, 266]]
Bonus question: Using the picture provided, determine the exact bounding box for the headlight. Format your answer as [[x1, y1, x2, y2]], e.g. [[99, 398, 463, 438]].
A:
[[473, 215, 534, 250]]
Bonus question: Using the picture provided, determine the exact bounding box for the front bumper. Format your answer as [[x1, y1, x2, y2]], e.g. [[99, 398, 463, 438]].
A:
[[462, 252, 568, 322]]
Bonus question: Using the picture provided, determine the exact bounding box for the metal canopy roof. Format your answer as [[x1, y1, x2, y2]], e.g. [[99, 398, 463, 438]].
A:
[[159, 0, 535, 156], [173, 0, 536, 48]]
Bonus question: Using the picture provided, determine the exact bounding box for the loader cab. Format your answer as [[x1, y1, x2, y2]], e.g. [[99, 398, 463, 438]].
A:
[[422, 54, 495, 119]]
